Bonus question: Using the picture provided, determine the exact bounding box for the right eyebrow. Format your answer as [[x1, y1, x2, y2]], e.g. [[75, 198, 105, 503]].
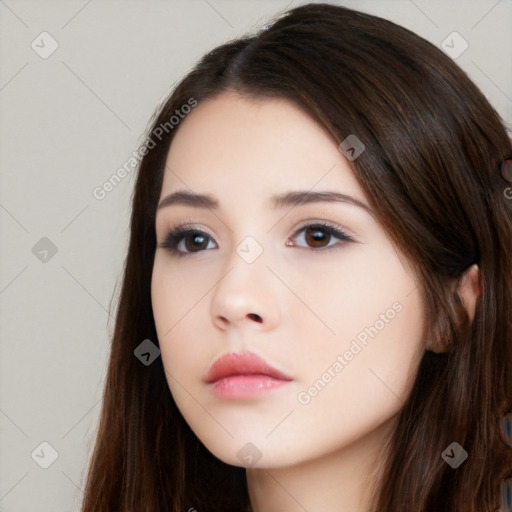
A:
[[157, 190, 218, 211]]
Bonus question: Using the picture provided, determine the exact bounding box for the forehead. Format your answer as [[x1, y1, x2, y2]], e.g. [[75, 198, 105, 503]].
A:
[[160, 92, 365, 204]]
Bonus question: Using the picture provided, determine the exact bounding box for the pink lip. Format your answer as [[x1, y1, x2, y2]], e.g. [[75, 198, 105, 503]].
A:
[[204, 352, 293, 399]]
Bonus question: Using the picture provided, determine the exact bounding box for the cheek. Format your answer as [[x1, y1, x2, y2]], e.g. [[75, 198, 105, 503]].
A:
[[151, 260, 193, 368], [277, 294, 424, 467], [151, 257, 205, 340], [297, 280, 424, 423], [288, 244, 421, 363], [151, 258, 217, 389], [292, 246, 425, 427]]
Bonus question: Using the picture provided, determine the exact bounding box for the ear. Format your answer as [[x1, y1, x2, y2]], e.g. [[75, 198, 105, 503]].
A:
[[457, 263, 481, 323], [426, 264, 482, 354]]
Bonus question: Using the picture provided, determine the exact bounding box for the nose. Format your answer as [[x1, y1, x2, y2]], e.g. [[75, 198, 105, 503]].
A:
[[210, 252, 281, 332]]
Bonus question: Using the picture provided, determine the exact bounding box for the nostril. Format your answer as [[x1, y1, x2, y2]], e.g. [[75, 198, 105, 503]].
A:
[[218, 316, 229, 326], [248, 313, 263, 323]]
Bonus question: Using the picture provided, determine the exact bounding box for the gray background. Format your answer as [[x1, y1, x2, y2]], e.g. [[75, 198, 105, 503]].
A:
[[1, 1, 511, 510]]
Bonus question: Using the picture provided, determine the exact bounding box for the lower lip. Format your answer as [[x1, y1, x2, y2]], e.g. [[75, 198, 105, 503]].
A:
[[208, 375, 291, 399]]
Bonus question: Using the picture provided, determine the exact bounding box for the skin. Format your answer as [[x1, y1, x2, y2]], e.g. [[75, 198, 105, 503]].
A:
[[151, 91, 480, 512]]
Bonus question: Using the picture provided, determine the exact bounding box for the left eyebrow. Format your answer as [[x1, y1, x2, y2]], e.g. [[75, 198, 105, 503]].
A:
[[268, 190, 373, 215], [156, 189, 373, 216]]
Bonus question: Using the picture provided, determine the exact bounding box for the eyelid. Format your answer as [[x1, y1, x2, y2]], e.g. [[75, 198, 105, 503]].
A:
[[291, 218, 356, 240], [160, 217, 216, 241], [158, 216, 356, 257], [160, 216, 357, 241]]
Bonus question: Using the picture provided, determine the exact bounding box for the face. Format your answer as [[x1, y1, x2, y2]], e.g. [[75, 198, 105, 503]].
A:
[[151, 91, 426, 469]]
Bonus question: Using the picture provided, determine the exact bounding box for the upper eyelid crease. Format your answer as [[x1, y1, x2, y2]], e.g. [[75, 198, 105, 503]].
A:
[[156, 189, 374, 218]]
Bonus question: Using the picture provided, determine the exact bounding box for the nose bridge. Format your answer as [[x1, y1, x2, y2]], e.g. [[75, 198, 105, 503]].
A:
[[210, 229, 280, 329], [222, 214, 269, 281]]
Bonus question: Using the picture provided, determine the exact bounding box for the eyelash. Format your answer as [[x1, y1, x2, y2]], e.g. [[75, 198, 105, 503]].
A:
[[159, 218, 354, 258]]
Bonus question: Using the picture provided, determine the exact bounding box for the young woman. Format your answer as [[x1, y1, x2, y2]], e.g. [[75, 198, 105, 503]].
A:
[[79, 3, 512, 511]]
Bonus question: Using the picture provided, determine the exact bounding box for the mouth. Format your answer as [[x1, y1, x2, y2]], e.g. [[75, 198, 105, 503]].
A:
[[204, 351, 293, 399]]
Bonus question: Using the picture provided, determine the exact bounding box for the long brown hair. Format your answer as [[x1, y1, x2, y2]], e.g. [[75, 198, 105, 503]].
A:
[[80, 3, 512, 511]]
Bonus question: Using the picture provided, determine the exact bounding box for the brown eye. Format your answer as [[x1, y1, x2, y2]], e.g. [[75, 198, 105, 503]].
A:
[[291, 223, 353, 251], [304, 226, 331, 248], [160, 227, 216, 256], [183, 232, 209, 252]]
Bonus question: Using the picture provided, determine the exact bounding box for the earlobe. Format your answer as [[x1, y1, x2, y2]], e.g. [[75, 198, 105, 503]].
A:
[[457, 264, 481, 324]]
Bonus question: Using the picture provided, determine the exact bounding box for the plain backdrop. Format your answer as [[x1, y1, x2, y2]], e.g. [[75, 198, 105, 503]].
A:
[[1, 1, 511, 510]]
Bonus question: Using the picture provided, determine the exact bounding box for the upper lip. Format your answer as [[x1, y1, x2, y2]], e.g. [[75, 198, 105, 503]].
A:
[[204, 351, 293, 384]]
